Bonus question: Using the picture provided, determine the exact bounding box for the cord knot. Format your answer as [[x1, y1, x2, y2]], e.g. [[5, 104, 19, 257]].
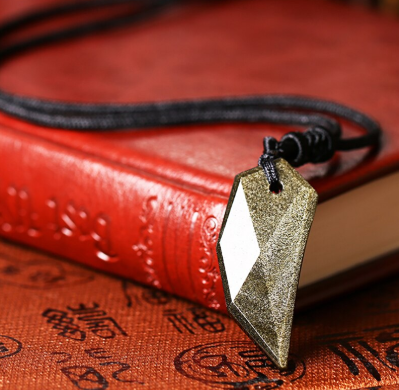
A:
[[259, 127, 336, 192], [279, 126, 335, 167]]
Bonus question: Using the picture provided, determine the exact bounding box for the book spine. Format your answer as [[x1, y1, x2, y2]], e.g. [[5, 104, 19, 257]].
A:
[[0, 126, 228, 312]]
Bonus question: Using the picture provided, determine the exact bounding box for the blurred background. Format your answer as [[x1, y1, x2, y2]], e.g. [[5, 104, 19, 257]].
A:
[[346, 0, 399, 14]]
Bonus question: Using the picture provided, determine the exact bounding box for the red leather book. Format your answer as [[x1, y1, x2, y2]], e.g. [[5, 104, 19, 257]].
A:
[[1, 0, 399, 312]]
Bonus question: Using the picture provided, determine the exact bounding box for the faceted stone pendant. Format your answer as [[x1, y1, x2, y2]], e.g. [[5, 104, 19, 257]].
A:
[[217, 159, 318, 368]]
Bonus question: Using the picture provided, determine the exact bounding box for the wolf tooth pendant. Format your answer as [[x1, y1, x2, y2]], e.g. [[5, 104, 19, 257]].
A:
[[216, 158, 318, 369]]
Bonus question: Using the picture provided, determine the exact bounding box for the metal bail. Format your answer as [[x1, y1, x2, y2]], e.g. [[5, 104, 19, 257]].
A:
[[217, 159, 318, 368]]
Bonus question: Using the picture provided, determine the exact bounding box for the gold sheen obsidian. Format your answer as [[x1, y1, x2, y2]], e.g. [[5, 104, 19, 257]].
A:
[[217, 159, 318, 368]]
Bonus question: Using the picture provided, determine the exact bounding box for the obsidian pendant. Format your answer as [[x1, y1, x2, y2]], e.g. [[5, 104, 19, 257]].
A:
[[217, 159, 318, 368]]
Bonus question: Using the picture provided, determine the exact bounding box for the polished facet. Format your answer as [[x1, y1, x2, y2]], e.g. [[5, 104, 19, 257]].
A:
[[220, 182, 260, 301], [217, 159, 318, 369]]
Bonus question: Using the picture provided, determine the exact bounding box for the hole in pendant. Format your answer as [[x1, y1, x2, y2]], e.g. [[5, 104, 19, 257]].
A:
[[269, 181, 283, 194]]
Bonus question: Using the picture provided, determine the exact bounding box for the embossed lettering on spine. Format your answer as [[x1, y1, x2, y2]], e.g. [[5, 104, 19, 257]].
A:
[[217, 159, 318, 368]]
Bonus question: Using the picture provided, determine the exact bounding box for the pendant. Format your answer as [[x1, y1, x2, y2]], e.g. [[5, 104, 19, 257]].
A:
[[217, 158, 318, 368]]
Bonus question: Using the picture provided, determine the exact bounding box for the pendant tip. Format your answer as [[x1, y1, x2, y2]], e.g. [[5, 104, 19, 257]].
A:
[[255, 334, 290, 370], [273, 355, 289, 370]]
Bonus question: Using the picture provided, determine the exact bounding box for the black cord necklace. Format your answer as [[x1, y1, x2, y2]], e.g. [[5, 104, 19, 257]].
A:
[[0, 0, 382, 369]]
